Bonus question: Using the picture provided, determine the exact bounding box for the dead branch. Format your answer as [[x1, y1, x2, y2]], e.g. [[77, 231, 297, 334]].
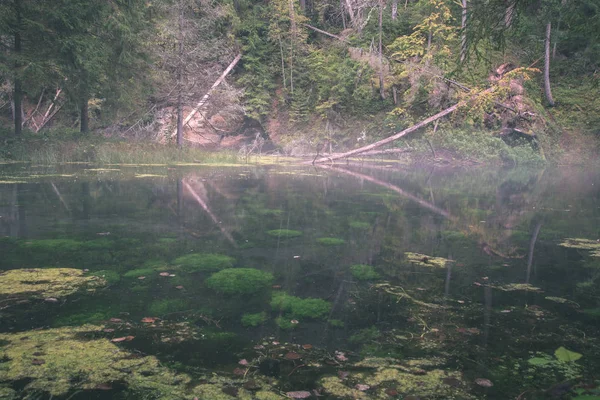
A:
[[302, 24, 350, 43]]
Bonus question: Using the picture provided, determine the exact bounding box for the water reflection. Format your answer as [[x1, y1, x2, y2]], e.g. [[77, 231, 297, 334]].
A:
[[0, 164, 599, 399]]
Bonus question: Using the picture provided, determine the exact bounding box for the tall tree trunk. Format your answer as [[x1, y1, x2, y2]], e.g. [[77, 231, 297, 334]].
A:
[[391, 0, 397, 20], [13, 0, 22, 136], [344, 0, 356, 27], [340, 0, 347, 28], [176, 0, 184, 147], [378, 0, 385, 99], [288, 0, 296, 94], [544, 21, 555, 106], [504, 0, 514, 27], [80, 96, 89, 133], [460, 0, 467, 63]]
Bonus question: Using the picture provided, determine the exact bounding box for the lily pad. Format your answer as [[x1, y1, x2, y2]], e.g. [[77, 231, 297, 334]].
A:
[[554, 346, 582, 362]]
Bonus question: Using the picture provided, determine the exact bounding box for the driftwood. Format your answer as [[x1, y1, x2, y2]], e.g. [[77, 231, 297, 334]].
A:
[[172, 53, 242, 138], [309, 88, 494, 164]]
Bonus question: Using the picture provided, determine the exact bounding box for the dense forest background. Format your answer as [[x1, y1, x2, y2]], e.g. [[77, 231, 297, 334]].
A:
[[0, 0, 599, 161]]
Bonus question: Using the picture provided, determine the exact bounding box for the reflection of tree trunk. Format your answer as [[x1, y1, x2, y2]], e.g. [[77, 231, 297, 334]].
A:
[[177, 179, 184, 218], [504, 0, 514, 28], [80, 95, 89, 133], [81, 182, 91, 220], [344, 0, 356, 26], [51, 182, 70, 212], [526, 221, 542, 283], [483, 286, 492, 345], [317, 165, 455, 219], [444, 261, 452, 297], [176, 0, 185, 147], [544, 22, 555, 106], [182, 180, 237, 246], [391, 0, 397, 20]]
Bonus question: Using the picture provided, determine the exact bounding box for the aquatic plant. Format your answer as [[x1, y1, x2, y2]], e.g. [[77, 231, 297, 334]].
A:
[[350, 264, 380, 281], [241, 312, 268, 327], [123, 267, 156, 279], [559, 238, 600, 257], [206, 268, 273, 294], [89, 269, 120, 284], [148, 298, 188, 315], [270, 292, 331, 319], [20, 238, 83, 253], [316, 237, 346, 246], [405, 252, 451, 268], [275, 316, 298, 330], [349, 327, 380, 344], [329, 319, 345, 327], [491, 283, 543, 292], [0, 268, 105, 299], [349, 221, 371, 229], [173, 253, 235, 273], [0, 325, 191, 398], [266, 229, 303, 238]]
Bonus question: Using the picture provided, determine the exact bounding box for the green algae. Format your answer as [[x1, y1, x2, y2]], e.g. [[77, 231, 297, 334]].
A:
[[148, 298, 188, 315], [206, 268, 273, 294], [89, 269, 121, 284], [270, 292, 331, 319], [349, 220, 371, 229], [172, 253, 235, 273], [317, 237, 346, 246], [350, 264, 380, 281], [0, 268, 105, 299], [0, 325, 190, 398], [559, 238, 600, 250], [405, 252, 451, 268], [266, 229, 303, 238], [491, 283, 543, 292], [241, 312, 268, 327], [373, 282, 446, 309]]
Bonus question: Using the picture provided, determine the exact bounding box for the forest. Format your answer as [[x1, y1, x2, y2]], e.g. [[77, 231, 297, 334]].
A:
[[1, 0, 599, 164]]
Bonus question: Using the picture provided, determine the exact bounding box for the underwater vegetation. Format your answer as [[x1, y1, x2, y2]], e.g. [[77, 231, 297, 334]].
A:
[[266, 229, 303, 238], [270, 292, 331, 319], [0, 268, 105, 299], [350, 264, 380, 281], [405, 252, 451, 268], [206, 268, 274, 294], [559, 237, 600, 257], [241, 312, 268, 327], [172, 253, 235, 273], [316, 237, 346, 246]]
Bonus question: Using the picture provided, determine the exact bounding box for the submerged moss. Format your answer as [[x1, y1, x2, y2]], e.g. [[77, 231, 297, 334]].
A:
[[0, 268, 105, 299], [559, 238, 600, 251], [491, 283, 543, 292], [270, 292, 330, 319], [317, 237, 346, 246], [148, 299, 188, 315], [206, 268, 273, 294], [350, 264, 380, 281], [173, 253, 235, 273], [241, 312, 268, 327], [266, 229, 303, 238], [123, 267, 156, 279], [349, 221, 371, 230], [405, 252, 451, 268], [89, 269, 120, 284], [0, 325, 190, 398]]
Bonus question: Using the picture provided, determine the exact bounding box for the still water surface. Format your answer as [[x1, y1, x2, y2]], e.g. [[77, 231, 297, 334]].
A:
[[0, 163, 599, 399]]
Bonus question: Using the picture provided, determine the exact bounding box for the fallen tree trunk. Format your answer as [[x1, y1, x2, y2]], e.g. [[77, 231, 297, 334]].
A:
[[302, 24, 349, 43], [171, 53, 242, 138], [309, 88, 493, 164]]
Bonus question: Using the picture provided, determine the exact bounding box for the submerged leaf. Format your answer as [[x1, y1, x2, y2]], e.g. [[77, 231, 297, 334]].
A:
[[554, 346, 582, 362]]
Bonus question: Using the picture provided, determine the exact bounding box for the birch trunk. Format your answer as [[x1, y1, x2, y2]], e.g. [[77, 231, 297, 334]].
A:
[[544, 21, 555, 106]]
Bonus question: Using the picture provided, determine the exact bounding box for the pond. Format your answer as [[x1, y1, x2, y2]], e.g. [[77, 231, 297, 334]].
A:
[[0, 162, 599, 400]]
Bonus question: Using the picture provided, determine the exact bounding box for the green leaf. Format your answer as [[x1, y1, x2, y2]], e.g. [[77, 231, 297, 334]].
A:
[[554, 346, 583, 362], [527, 357, 552, 366]]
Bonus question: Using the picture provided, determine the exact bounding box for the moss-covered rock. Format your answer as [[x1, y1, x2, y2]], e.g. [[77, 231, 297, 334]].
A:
[[172, 253, 235, 273], [0, 268, 105, 299], [405, 252, 451, 268], [350, 264, 380, 281], [206, 268, 273, 294], [316, 237, 346, 246], [266, 229, 303, 238], [559, 238, 600, 257], [0, 325, 190, 398]]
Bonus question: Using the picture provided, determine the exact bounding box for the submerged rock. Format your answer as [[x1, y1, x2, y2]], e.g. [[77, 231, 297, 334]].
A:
[[405, 252, 452, 268]]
